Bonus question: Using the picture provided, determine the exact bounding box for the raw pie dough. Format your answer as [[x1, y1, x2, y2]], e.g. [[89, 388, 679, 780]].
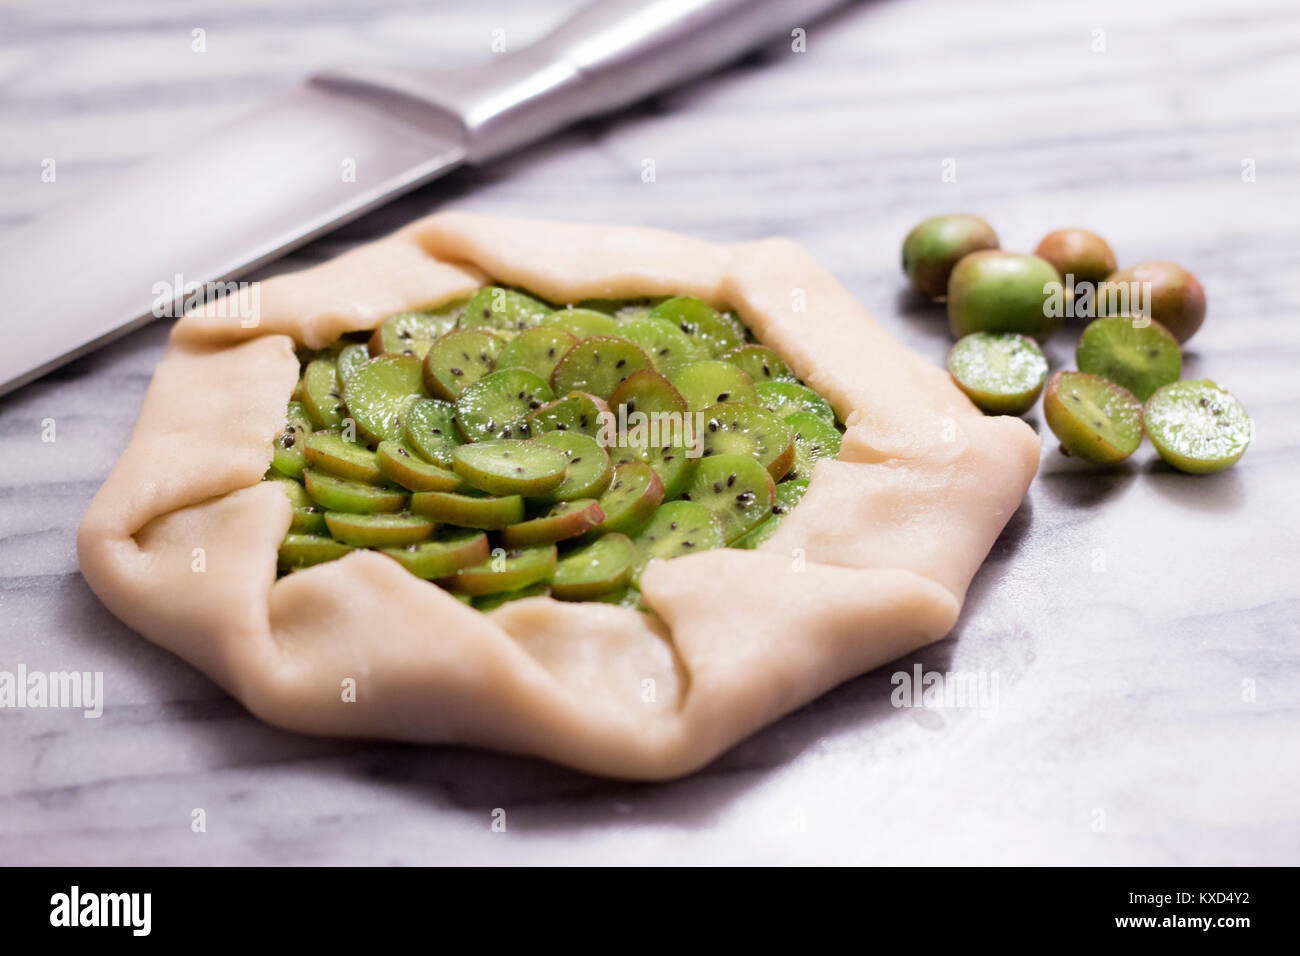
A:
[[78, 213, 1039, 779]]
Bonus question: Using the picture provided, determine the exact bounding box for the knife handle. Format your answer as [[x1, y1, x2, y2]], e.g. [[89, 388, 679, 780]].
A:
[[315, 0, 848, 162]]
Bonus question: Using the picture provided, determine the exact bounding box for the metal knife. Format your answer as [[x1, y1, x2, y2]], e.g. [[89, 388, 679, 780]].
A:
[[0, 0, 846, 397]]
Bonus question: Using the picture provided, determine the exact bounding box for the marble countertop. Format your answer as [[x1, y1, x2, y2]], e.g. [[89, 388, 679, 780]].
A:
[[1, 0, 1297, 865]]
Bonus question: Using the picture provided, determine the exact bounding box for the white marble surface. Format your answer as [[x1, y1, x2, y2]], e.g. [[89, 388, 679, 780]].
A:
[[1, 0, 1297, 865]]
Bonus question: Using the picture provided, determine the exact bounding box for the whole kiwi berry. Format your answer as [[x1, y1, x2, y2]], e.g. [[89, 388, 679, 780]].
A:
[[1096, 260, 1206, 343], [1034, 228, 1117, 286], [947, 250, 1064, 342], [901, 214, 1000, 300]]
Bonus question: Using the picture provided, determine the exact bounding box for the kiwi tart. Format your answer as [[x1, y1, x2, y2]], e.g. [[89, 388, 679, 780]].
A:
[[265, 288, 844, 605]]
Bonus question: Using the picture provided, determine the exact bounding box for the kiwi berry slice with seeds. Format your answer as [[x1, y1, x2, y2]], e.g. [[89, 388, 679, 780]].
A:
[[698, 402, 795, 480], [302, 358, 347, 429], [608, 369, 688, 417], [380, 530, 490, 580], [376, 440, 461, 492], [460, 286, 552, 334], [410, 489, 525, 529], [783, 411, 842, 482], [448, 544, 558, 595], [422, 328, 506, 401], [615, 316, 707, 376], [534, 430, 613, 501], [1143, 379, 1251, 474], [278, 533, 354, 571], [672, 360, 758, 410], [324, 511, 435, 548], [454, 368, 555, 442], [451, 439, 569, 497], [550, 336, 653, 398], [680, 453, 775, 543], [404, 398, 462, 467], [303, 468, 408, 514], [721, 344, 795, 385], [502, 498, 606, 548], [630, 500, 725, 584], [591, 461, 665, 535], [541, 308, 620, 339], [370, 302, 463, 358], [649, 297, 745, 357], [527, 391, 610, 437], [267, 472, 327, 534], [337, 343, 372, 383], [343, 354, 426, 443], [303, 430, 383, 484], [551, 533, 637, 600], [270, 401, 313, 480], [1042, 371, 1143, 463], [1076, 316, 1181, 402], [496, 325, 578, 382], [755, 381, 835, 425]]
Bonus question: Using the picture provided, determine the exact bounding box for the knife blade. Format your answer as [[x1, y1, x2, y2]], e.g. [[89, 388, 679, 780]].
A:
[[1, 0, 847, 396]]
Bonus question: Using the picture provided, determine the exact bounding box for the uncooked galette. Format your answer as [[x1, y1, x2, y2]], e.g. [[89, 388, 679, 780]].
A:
[[78, 213, 1038, 779]]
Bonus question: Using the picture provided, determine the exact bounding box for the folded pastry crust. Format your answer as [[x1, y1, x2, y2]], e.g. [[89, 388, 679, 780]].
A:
[[78, 213, 1039, 779]]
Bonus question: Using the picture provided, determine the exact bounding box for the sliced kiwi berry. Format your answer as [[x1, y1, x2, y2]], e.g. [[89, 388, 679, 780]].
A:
[[672, 360, 758, 410], [947, 332, 1049, 416], [1042, 371, 1143, 463], [1076, 316, 1181, 402], [592, 461, 665, 535], [541, 308, 621, 339], [379, 530, 490, 579], [527, 391, 610, 437], [454, 368, 554, 442], [720, 345, 795, 385], [783, 412, 842, 481], [734, 479, 809, 549], [460, 286, 552, 334], [451, 439, 569, 497], [609, 440, 696, 501], [266, 287, 841, 610], [534, 430, 613, 501], [303, 430, 383, 483], [303, 468, 408, 514], [302, 358, 346, 428], [607, 369, 688, 417], [376, 439, 461, 492], [422, 328, 506, 401], [343, 354, 426, 443], [410, 489, 525, 529], [449, 544, 558, 595], [267, 472, 327, 534], [404, 398, 462, 467], [270, 401, 313, 480], [370, 302, 463, 358], [551, 533, 636, 600], [337, 343, 372, 383], [278, 533, 354, 571], [648, 297, 745, 357], [496, 325, 578, 381], [502, 499, 606, 548], [680, 453, 774, 543], [615, 316, 707, 375], [699, 402, 794, 480], [324, 511, 435, 548], [550, 336, 653, 398], [630, 500, 725, 584], [755, 381, 836, 425], [1143, 380, 1251, 474]]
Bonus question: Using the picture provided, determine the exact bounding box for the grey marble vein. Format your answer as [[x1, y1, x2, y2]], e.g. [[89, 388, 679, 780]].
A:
[[0, 0, 1297, 865]]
